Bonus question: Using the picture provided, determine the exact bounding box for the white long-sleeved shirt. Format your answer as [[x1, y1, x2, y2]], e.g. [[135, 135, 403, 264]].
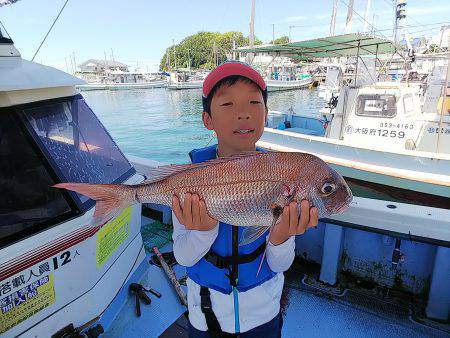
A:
[[172, 212, 295, 333]]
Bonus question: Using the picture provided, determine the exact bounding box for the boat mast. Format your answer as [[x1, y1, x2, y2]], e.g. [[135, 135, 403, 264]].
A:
[[363, 0, 372, 33], [247, 0, 256, 64], [436, 37, 450, 153], [173, 39, 177, 70], [330, 0, 338, 36], [393, 0, 398, 43], [345, 0, 354, 34], [393, 0, 406, 44], [187, 48, 191, 70]]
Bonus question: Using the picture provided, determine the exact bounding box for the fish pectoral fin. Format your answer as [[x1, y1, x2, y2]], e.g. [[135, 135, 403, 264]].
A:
[[239, 226, 270, 246], [282, 184, 298, 202]]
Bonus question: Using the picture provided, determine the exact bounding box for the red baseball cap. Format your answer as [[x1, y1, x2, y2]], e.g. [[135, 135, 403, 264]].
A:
[[202, 61, 267, 98]]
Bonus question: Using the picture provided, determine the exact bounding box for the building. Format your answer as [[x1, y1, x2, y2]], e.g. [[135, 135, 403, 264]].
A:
[[77, 59, 135, 84]]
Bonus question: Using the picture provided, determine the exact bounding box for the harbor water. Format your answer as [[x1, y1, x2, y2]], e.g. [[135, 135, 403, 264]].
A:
[[83, 87, 324, 164]]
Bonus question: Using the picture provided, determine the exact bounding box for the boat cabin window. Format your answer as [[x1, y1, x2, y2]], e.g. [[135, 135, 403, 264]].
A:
[[0, 21, 13, 44], [0, 111, 73, 247], [356, 94, 397, 118], [403, 94, 415, 117], [22, 95, 134, 204], [0, 95, 135, 248]]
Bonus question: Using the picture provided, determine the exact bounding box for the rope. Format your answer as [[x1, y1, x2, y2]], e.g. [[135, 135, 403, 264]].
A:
[[31, 0, 70, 61]]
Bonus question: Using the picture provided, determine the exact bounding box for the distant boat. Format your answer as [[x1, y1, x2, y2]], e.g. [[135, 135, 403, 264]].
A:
[[264, 62, 313, 91], [167, 69, 205, 90], [76, 80, 167, 91], [266, 76, 313, 92], [76, 59, 168, 91]]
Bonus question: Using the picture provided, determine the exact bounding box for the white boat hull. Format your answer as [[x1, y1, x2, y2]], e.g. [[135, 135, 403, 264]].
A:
[[76, 81, 167, 91], [258, 128, 450, 200], [0, 174, 145, 337], [167, 81, 203, 90], [266, 77, 313, 92]]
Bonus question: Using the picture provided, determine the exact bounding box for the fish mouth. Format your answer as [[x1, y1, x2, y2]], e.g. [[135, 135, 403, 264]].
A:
[[233, 128, 255, 135]]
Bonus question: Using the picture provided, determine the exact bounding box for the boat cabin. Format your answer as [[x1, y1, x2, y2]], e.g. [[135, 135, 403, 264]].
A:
[[0, 27, 146, 336]]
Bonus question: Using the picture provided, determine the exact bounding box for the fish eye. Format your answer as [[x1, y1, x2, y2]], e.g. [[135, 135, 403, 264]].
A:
[[321, 182, 336, 195]]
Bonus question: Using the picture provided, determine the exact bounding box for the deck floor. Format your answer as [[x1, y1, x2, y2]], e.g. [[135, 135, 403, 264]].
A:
[[106, 217, 448, 338], [159, 271, 448, 338]]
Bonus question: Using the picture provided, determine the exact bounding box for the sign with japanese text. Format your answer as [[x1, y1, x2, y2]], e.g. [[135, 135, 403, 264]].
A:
[[96, 206, 132, 268], [0, 274, 55, 334]]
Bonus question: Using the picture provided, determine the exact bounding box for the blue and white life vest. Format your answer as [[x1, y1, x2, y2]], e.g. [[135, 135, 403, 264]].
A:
[[186, 144, 276, 294]]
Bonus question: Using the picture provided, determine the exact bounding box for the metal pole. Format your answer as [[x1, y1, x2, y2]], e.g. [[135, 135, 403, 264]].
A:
[[363, 0, 371, 32], [354, 40, 360, 86], [393, 0, 398, 44], [436, 42, 450, 153], [330, 0, 338, 36], [371, 13, 377, 34], [72, 51, 77, 74], [233, 39, 236, 60], [69, 55, 74, 75], [187, 48, 191, 70], [345, 0, 354, 34], [173, 39, 177, 70], [247, 0, 256, 64], [375, 43, 379, 80], [249, 0, 255, 48], [272, 23, 275, 43]]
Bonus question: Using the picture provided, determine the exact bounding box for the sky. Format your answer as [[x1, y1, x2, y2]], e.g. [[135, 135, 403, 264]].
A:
[[1, 0, 449, 73]]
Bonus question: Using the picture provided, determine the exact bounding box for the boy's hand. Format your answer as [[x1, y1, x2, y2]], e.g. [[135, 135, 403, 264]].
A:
[[269, 200, 318, 246], [172, 193, 218, 231]]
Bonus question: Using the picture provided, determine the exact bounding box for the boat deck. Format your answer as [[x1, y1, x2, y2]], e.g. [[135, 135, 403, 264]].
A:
[[104, 246, 447, 338]]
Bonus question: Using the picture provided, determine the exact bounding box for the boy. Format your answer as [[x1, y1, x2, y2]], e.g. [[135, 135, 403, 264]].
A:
[[172, 61, 318, 337]]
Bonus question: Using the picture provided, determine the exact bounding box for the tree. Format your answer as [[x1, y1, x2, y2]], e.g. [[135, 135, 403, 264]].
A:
[[159, 31, 262, 71], [271, 36, 289, 45]]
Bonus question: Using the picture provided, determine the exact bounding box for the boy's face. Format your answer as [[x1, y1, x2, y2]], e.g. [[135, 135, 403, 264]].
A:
[[202, 80, 268, 155]]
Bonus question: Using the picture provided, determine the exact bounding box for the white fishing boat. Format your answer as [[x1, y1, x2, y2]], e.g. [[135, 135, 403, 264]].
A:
[[243, 33, 450, 211], [266, 77, 313, 92], [0, 23, 155, 336], [166, 69, 204, 90], [264, 63, 313, 91]]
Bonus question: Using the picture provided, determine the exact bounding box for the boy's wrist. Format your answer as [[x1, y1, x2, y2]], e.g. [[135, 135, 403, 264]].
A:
[[269, 233, 290, 246], [189, 221, 219, 232]]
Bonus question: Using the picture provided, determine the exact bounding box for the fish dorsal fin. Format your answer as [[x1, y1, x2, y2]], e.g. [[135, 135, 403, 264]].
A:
[[142, 151, 263, 184]]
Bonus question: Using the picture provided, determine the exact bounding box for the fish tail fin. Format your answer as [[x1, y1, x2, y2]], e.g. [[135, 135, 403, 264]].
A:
[[54, 183, 135, 225]]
